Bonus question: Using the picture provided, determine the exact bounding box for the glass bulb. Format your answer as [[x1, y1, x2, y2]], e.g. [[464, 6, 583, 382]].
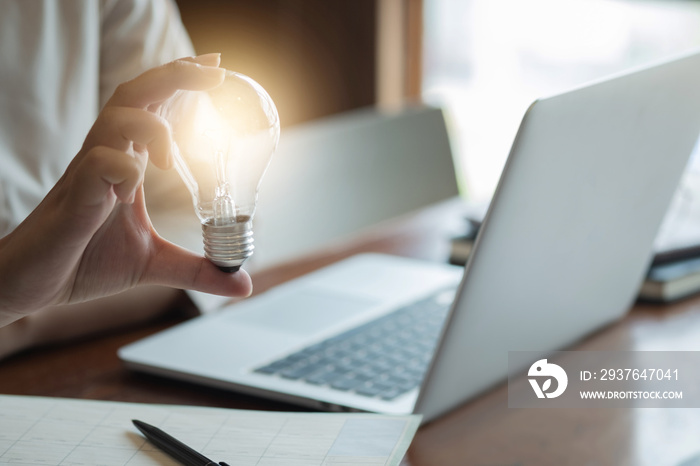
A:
[[158, 70, 280, 271]]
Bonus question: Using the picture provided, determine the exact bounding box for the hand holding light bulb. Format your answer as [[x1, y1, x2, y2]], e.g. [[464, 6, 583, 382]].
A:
[[0, 55, 253, 325], [158, 69, 280, 271]]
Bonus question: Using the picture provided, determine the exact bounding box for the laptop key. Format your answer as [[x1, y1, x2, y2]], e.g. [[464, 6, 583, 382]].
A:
[[330, 376, 364, 391], [379, 388, 404, 400], [303, 373, 333, 385], [279, 361, 326, 380], [254, 365, 279, 375], [355, 383, 384, 397], [279, 367, 314, 380], [304, 368, 343, 385], [255, 360, 291, 374]]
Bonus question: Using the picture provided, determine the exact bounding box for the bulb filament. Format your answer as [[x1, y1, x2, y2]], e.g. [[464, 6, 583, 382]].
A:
[[213, 149, 235, 226]]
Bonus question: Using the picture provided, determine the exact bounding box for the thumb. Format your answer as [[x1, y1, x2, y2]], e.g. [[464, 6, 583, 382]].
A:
[[144, 239, 253, 298]]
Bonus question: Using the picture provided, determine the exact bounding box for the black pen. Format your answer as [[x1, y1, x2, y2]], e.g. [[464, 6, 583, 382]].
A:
[[132, 419, 230, 466]]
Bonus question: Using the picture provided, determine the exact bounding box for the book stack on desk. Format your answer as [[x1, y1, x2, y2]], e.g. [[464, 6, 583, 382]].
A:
[[448, 218, 480, 266], [448, 201, 487, 266], [638, 254, 700, 302], [637, 152, 700, 302], [448, 215, 700, 303]]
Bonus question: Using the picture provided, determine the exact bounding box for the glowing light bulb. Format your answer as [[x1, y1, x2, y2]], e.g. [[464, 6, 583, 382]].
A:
[[159, 70, 280, 271]]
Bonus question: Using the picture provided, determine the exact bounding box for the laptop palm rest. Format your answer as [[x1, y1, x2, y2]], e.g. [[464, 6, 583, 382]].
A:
[[227, 287, 378, 337]]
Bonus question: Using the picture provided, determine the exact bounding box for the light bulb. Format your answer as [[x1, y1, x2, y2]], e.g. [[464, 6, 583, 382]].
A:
[[158, 70, 280, 272]]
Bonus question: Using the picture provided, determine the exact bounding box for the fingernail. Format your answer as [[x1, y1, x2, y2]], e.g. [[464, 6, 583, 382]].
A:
[[193, 53, 221, 66], [196, 52, 221, 60], [190, 63, 225, 80]]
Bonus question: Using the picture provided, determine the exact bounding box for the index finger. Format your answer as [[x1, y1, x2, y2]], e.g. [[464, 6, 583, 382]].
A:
[[106, 59, 226, 110]]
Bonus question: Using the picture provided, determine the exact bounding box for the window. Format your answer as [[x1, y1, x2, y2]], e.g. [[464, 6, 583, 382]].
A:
[[423, 0, 700, 200]]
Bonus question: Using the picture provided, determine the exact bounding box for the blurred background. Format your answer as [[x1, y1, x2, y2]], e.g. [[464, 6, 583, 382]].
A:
[[175, 0, 700, 202]]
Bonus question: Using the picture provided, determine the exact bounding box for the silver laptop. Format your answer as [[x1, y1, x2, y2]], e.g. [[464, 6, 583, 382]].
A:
[[120, 50, 700, 423]]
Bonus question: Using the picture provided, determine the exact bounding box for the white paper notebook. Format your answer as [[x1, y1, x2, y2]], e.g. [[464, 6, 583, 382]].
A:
[[0, 395, 419, 466]]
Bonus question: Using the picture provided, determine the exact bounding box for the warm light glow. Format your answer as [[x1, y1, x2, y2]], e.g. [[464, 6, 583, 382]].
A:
[[158, 69, 280, 270], [162, 71, 280, 222]]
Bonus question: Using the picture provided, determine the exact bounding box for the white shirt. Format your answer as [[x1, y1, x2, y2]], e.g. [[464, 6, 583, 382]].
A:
[[0, 0, 230, 311], [0, 0, 193, 236]]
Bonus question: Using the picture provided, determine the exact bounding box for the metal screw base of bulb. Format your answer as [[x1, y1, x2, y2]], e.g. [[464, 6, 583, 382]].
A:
[[202, 218, 254, 272]]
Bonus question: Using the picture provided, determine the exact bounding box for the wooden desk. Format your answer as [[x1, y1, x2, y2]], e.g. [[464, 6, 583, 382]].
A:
[[2, 198, 700, 465]]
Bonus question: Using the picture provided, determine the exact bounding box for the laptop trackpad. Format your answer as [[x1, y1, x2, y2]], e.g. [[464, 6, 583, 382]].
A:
[[229, 288, 378, 336]]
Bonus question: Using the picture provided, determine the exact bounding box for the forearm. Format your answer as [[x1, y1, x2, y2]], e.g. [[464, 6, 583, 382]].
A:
[[0, 285, 191, 361]]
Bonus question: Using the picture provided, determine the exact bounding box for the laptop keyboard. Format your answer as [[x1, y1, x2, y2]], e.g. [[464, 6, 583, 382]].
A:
[[253, 289, 454, 401]]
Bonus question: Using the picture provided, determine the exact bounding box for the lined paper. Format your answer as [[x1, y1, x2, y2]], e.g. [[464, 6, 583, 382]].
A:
[[0, 395, 419, 466]]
